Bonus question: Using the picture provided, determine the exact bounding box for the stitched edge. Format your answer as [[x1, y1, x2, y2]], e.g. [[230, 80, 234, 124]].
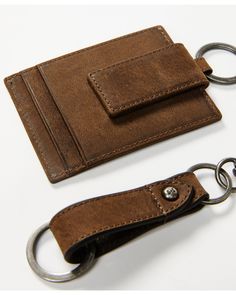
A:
[[87, 102, 221, 165], [148, 181, 192, 214], [5, 26, 221, 181], [7, 83, 221, 180], [22, 69, 87, 171], [90, 43, 179, 75], [37, 64, 89, 165], [157, 26, 173, 44], [5, 26, 166, 81], [50, 173, 191, 225], [60, 180, 192, 248], [146, 185, 165, 214], [89, 76, 207, 113], [7, 78, 85, 179], [86, 88, 221, 164], [22, 73, 70, 173], [8, 80, 58, 177], [41, 91, 222, 178], [88, 44, 207, 114]]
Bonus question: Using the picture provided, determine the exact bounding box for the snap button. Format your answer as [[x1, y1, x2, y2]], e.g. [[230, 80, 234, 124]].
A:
[[162, 186, 179, 201]]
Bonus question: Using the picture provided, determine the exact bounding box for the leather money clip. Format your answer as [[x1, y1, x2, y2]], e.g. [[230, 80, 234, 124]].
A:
[[4, 25, 222, 183]]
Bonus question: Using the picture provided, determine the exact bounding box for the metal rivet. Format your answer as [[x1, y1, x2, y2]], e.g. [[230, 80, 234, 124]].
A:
[[162, 186, 179, 201]]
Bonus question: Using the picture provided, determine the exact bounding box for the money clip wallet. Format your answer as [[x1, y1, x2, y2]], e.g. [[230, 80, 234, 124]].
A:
[[4, 25, 222, 183]]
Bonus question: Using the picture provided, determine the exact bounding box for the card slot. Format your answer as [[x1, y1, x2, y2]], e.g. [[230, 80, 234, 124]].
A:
[[4, 74, 73, 182], [37, 65, 88, 165], [22, 68, 86, 174]]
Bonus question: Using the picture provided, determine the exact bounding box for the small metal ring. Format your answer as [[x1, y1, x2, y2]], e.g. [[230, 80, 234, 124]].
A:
[[26, 223, 96, 283], [188, 163, 232, 205], [216, 157, 236, 193], [196, 42, 236, 85]]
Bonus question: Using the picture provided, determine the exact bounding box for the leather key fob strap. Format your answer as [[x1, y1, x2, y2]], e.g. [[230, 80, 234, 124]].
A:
[[50, 172, 208, 263]]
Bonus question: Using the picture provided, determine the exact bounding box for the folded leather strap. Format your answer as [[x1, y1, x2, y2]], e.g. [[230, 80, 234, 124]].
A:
[[50, 172, 208, 263]]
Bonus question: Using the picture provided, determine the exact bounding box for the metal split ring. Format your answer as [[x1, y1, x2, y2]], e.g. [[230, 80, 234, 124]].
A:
[[188, 163, 232, 205], [196, 42, 236, 85], [216, 157, 236, 193], [26, 222, 96, 283]]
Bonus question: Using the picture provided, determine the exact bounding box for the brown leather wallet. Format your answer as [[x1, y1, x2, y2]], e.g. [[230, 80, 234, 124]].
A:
[[4, 25, 222, 183]]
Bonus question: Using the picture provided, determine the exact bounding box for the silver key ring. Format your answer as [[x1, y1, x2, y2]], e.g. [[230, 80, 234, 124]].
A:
[[188, 163, 232, 205], [196, 42, 236, 85], [215, 157, 236, 193], [26, 222, 96, 283]]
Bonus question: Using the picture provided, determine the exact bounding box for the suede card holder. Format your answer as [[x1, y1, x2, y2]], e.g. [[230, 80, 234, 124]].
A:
[[4, 25, 222, 183]]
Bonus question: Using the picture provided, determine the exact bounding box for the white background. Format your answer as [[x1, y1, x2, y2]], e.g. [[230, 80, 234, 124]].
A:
[[1, 5, 236, 290]]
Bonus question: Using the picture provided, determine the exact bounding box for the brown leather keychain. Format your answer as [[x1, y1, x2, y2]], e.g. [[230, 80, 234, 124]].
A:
[[26, 157, 236, 283]]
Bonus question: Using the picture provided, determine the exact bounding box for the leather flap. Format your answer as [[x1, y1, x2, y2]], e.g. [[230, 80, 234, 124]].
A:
[[88, 44, 209, 117]]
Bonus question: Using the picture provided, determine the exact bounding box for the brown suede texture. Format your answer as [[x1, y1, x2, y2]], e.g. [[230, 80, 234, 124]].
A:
[[4, 25, 222, 183], [88, 44, 209, 117], [50, 172, 208, 263]]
